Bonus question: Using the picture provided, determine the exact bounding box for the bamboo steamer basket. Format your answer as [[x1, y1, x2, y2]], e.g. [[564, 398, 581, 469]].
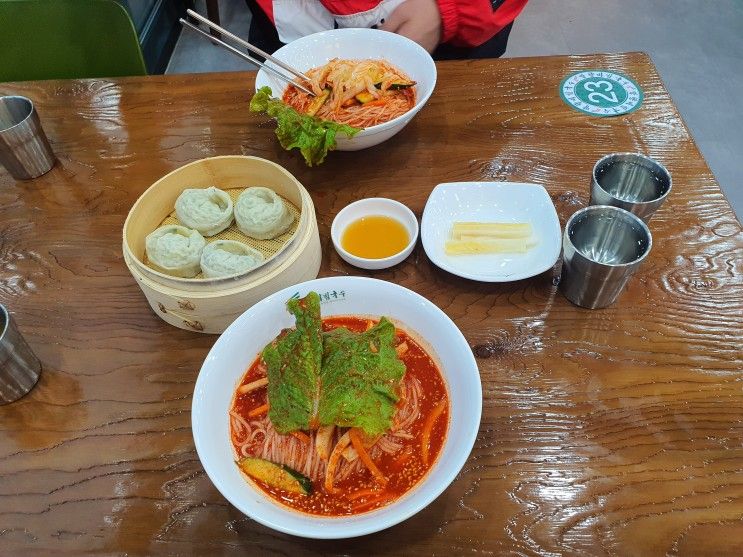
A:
[[123, 156, 321, 334]]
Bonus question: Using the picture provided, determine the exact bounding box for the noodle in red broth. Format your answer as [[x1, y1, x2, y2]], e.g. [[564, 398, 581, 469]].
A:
[[230, 314, 449, 516], [282, 58, 416, 128]]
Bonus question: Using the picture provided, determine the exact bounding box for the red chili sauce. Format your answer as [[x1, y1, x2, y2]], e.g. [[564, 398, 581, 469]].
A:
[[230, 316, 449, 516]]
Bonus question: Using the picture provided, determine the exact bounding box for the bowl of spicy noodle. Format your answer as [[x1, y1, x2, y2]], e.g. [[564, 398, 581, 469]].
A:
[[192, 276, 481, 539], [254, 28, 437, 151]]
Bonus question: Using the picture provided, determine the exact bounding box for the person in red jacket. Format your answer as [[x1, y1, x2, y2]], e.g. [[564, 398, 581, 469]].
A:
[[244, 0, 528, 60]]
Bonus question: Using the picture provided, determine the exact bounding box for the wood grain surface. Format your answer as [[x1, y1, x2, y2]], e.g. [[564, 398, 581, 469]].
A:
[[1, 53, 742, 556]]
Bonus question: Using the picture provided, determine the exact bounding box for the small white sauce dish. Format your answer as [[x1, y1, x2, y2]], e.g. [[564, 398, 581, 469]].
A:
[[331, 198, 419, 270]]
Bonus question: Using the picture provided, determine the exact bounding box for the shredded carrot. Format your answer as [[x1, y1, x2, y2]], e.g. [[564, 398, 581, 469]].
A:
[[346, 487, 381, 501], [238, 377, 268, 394], [248, 403, 269, 418], [324, 432, 351, 494], [352, 493, 396, 512], [290, 431, 310, 443], [349, 428, 387, 485], [421, 400, 447, 465], [360, 99, 388, 108]]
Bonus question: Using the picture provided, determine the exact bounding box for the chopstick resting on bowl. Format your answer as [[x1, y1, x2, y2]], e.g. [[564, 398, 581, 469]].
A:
[[180, 9, 315, 97]]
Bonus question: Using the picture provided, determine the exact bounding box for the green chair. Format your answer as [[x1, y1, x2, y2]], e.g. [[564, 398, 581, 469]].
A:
[[0, 0, 147, 82]]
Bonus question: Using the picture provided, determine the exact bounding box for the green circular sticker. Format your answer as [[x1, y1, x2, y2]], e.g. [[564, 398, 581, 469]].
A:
[[560, 70, 643, 116]]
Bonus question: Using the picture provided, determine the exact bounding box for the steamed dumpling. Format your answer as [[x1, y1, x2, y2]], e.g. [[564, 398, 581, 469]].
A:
[[145, 225, 206, 278], [200, 240, 265, 278], [234, 187, 294, 240], [175, 187, 233, 236]]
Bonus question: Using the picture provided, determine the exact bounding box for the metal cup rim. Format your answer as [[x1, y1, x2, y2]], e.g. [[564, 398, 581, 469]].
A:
[[564, 205, 653, 268], [0, 304, 9, 341], [0, 95, 35, 135], [592, 152, 673, 205]]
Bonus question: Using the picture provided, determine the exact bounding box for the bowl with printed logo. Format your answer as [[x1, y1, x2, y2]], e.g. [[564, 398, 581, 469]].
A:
[[192, 276, 481, 538]]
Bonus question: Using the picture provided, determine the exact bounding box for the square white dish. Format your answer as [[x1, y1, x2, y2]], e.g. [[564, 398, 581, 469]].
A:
[[421, 182, 561, 282]]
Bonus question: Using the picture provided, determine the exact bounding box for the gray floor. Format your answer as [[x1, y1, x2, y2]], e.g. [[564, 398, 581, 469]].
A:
[[168, 0, 743, 221], [168, 1, 253, 73]]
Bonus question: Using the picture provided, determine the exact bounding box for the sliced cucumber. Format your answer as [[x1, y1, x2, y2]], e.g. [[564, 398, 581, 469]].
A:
[[237, 457, 313, 495], [374, 81, 416, 90], [306, 88, 331, 117], [389, 80, 416, 90], [355, 91, 375, 104]]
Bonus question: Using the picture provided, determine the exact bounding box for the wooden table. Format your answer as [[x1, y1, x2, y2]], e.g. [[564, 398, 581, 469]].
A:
[[1, 52, 742, 555]]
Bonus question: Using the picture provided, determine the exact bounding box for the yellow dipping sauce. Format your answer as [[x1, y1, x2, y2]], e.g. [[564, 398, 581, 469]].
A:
[[341, 215, 410, 259]]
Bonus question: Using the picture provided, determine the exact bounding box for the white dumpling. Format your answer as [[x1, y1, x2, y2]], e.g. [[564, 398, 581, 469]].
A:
[[234, 186, 294, 240], [200, 240, 265, 278], [175, 187, 233, 236], [145, 225, 206, 278]]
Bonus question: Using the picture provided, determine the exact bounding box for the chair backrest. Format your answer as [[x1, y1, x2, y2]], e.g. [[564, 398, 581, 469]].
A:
[[0, 0, 147, 82]]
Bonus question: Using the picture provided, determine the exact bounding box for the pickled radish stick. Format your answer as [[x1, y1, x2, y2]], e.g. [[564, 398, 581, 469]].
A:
[[451, 222, 532, 239], [445, 238, 537, 255]]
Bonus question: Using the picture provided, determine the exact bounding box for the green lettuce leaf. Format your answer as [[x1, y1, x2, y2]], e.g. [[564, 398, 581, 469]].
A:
[[319, 318, 406, 436], [262, 292, 323, 433], [262, 293, 406, 437], [250, 86, 361, 167]]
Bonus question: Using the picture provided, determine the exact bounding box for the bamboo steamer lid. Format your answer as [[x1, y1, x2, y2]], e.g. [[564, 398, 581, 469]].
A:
[[122, 156, 321, 333]]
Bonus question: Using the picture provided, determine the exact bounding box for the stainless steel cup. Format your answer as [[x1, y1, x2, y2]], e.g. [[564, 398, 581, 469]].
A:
[[0, 95, 56, 180], [560, 205, 652, 309], [0, 304, 42, 404], [591, 153, 671, 222]]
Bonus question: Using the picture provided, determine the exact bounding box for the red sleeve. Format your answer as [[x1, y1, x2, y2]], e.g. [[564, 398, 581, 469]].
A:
[[254, 0, 274, 22], [437, 0, 528, 47]]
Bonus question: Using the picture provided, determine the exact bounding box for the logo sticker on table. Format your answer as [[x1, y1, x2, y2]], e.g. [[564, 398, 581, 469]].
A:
[[560, 70, 643, 117]]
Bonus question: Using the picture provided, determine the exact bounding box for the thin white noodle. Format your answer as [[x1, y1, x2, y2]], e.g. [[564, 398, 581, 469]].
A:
[[229, 410, 252, 443], [394, 375, 422, 432], [376, 436, 403, 453], [246, 428, 265, 446], [286, 58, 415, 127], [231, 374, 424, 483]]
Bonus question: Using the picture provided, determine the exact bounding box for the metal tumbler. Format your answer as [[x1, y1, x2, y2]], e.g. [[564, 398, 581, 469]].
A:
[[591, 153, 671, 222], [560, 205, 652, 309], [0, 304, 42, 404], [0, 95, 56, 180]]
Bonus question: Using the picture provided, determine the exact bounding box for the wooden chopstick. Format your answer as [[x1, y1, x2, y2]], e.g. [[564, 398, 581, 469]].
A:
[[185, 9, 313, 84], [179, 19, 316, 97]]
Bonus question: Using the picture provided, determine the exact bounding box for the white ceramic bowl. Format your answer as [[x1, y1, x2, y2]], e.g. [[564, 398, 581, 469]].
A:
[[331, 198, 419, 270], [255, 28, 437, 151], [421, 182, 562, 282], [192, 276, 481, 539]]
